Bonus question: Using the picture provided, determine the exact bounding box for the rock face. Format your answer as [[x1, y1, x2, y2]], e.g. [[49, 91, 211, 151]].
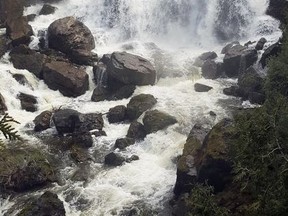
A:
[[17, 191, 66, 216], [143, 110, 177, 134], [126, 94, 157, 120], [223, 45, 258, 77], [48, 16, 96, 65], [34, 110, 52, 132], [194, 83, 213, 92], [0, 148, 55, 192], [42, 61, 89, 97], [106, 52, 156, 86], [266, 0, 288, 23], [10, 45, 46, 78]]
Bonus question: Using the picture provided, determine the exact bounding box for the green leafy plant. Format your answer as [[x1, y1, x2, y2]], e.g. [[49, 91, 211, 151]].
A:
[[0, 113, 21, 145]]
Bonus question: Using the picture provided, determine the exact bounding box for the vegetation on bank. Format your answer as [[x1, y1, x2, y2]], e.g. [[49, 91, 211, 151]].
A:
[[184, 20, 288, 216]]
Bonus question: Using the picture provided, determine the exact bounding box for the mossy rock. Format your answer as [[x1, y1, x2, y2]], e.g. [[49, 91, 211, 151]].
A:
[[0, 148, 56, 192], [143, 109, 177, 134]]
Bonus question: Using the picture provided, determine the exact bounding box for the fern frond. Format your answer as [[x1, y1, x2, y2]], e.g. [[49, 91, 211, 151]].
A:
[[0, 113, 21, 141]]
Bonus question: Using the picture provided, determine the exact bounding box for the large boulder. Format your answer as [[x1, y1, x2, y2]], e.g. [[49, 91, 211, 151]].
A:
[[52, 109, 81, 134], [194, 51, 217, 67], [42, 61, 89, 97], [126, 94, 157, 120], [223, 45, 258, 77], [10, 45, 46, 78], [17, 191, 66, 216], [201, 60, 222, 79], [47, 16, 96, 65], [104, 152, 125, 166], [174, 124, 209, 196], [195, 119, 235, 193], [143, 110, 177, 134], [0, 148, 56, 192], [106, 52, 156, 86], [260, 42, 281, 68]]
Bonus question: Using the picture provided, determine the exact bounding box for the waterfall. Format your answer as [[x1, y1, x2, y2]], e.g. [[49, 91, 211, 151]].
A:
[[0, 0, 282, 215]]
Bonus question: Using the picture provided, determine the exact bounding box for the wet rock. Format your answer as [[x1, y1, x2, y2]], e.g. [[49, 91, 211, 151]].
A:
[[143, 110, 177, 134], [201, 60, 222, 79], [111, 85, 136, 100], [221, 41, 240, 54], [93, 63, 107, 85], [12, 74, 30, 86], [24, 0, 63, 7], [10, 45, 46, 78], [17, 92, 37, 112], [209, 111, 217, 117], [48, 16, 96, 65], [248, 92, 266, 105], [260, 42, 281, 68], [126, 155, 139, 163], [52, 109, 81, 134], [91, 86, 110, 102], [72, 132, 93, 148], [126, 94, 157, 120], [194, 51, 217, 67], [17, 191, 65, 216], [223, 86, 244, 97], [26, 14, 36, 22], [99, 54, 111, 64], [33, 110, 52, 132], [174, 124, 209, 196], [78, 113, 104, 132], [0, 34, 11, 58], [39, 4, 57, 15], [194, 83, 213, 92], [106, 52, 156, 86], [0, 93, 7, 115], [71, 164, 90, 182], [91, 130, 107, 137], [126, 121, 147, 140], [70, 146, 92, 163], [107, 105, 127, 123], [255, 37, 267, 50], [0, 148, 56, 192], [196, 119, 235, 193], [104, 152, 125, 166], [114, 137, 135, 150], [238, 66, 264, 100], [42, 61, 89, 97], [223, 45, 258, 77]]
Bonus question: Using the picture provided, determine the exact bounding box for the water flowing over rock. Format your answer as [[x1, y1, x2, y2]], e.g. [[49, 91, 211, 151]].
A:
[[42, 61, 89, 97], [106, 52, 156, 86], [48, 16, 96, 65], [194, 83, 213, 92]]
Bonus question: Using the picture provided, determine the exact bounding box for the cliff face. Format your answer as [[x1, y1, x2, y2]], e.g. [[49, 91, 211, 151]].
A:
[[267, 0, 288, 24]]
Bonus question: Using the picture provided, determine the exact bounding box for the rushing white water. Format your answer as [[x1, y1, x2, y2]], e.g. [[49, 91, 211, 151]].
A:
[[0, 0, 282, 215]]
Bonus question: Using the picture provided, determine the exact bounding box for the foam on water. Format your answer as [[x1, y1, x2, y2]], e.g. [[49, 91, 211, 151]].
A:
[[0, 0, 282, 215]]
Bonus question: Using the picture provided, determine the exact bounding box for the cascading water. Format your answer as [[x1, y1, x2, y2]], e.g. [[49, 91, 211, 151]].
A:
[[0, 0, 282, 215]]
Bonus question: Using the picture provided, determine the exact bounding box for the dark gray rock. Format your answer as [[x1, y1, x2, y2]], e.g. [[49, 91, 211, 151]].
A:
[[48, 16, 96, 65], [114, 137, 135, 150], [201, 60, 222, 79], [91, 85, 135, 102], [266, 0, 288, 23], [223, 86, 244, 97], [72, 133, 94, 149], [17, 191, 65, 216], [13, 74, 30, 86], [106, 52, 156, 86], [127, 121, 147, 140], [10, 45, 46, 78], [143, 110, 177, 134], [126, 155, 139, 163], [248, 92, 266, 105], [126, 94, 157, 120], [39, 4, 57, 15], [0, 34, 10, 58], [91, 86, 110, 102], [17, 92, 37, 112], [194, 83, 213, 92], [79, 113, 104, 132], [221, 41, 240, 54], [255, 37, 267, 50], [33, 110, 52, 132], [52, 109, 81, 134], [260, 42, 281, 68], [104, 152, 125, 166], [42, 61, 89, 97], [26, 14, 36, 22], [70, 146, 92, 163], [107, 105, 127, 123]]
